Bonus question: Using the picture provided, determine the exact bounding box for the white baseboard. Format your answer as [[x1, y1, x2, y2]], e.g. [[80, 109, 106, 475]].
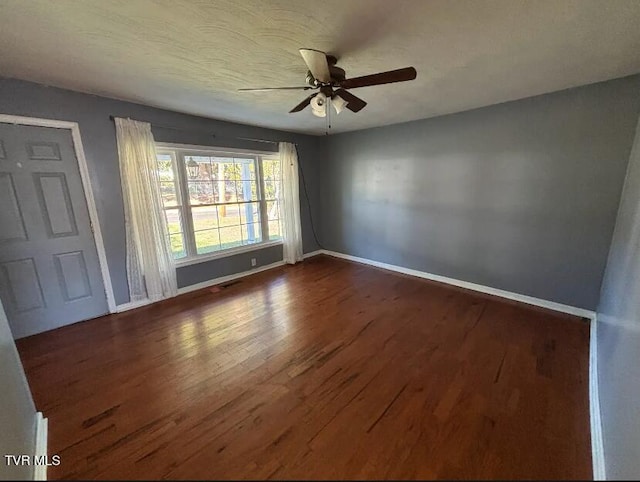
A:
[[303, 249, 323, 259], [34, 412, 48, 481], [319, 249, 596, 320], [177, 260, 286, 295], [115, 253, 325, 310], [589, 317, 606, 480], [115, 298, 153, 313]]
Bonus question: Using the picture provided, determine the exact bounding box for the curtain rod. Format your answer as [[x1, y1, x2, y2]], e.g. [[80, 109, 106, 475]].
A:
[[108, 115, 296, 145], [108, 115, 209, 135], [236, 137, 278, 144], [239, 137, 298, 146]]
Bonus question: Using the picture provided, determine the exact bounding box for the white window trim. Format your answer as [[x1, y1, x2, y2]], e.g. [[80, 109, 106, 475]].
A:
[[156, 142, 282, 267]]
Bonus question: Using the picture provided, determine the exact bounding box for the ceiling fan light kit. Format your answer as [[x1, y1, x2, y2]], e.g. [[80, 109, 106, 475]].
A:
[[332, 95, 348, 114], [311, 92, 327, 117], [239, 48, 417, 118]]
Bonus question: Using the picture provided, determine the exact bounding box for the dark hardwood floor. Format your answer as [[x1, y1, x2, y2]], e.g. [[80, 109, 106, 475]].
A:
[[17, 255, 591, 480]]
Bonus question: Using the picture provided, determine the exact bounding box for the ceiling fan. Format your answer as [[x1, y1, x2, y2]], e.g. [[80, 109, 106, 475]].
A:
[[238, 49, 417, 117]]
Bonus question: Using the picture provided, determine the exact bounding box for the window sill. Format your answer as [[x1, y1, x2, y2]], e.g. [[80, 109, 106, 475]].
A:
[[174, 240, 283, 268]]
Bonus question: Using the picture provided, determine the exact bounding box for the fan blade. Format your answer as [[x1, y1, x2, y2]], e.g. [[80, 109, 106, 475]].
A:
[[334, 89, 367, 113], [238, 86, 312, 92], [289, 94, 316, 113], [340, 67, 416, 89], [299, 48, 331, 83]]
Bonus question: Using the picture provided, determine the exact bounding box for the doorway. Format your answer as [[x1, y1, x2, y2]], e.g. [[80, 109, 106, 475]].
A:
[[0, 116, 114, 338]]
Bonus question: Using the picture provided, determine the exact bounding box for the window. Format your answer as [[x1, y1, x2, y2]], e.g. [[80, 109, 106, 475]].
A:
[[155, 145, 282, 262]]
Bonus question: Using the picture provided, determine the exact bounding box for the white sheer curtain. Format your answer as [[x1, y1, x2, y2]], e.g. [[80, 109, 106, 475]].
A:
[[280, 142, 303, 264], [115, 118, 177, 302]]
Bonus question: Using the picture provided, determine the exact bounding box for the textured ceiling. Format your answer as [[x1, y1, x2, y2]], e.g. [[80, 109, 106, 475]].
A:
[[1, 0, 640, 135]]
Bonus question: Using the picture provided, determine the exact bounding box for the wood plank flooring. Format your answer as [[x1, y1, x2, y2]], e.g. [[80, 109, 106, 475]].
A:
[[17, 255, 591, 480]]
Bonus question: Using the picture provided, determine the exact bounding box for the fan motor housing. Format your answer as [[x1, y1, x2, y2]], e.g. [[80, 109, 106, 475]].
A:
[[329, 65, 346, 82], [306, 65, 346, 87]]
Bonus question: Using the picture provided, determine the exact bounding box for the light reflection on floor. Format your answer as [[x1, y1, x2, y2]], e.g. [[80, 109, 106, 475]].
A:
[[164, 273, 298, 394]]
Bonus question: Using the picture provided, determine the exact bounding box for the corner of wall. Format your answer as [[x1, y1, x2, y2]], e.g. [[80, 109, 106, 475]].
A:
[[589, 315, 606, 480]]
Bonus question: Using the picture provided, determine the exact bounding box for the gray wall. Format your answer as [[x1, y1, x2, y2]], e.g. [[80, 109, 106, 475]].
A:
[[0, 299, 36, 480], [176, 243, 283, 288], [2, 75, 638, 313], [322, 75, 640, 310], [0, 78, 323, 306], [596, 117, 640, 479]]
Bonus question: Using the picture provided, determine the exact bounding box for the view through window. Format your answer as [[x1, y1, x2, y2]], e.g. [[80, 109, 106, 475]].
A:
[[156, 146, 282, 260]]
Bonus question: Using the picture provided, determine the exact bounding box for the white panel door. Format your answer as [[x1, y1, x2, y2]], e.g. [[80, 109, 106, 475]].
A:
[[0, 123, 108, 338]]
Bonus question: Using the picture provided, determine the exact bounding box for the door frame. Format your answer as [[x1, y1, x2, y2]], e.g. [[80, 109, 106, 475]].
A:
[[0, 114, 117, 313]]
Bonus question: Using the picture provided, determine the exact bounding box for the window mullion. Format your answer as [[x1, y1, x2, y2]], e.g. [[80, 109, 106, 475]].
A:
[[175, 150, 197, 257], [257, 155, 269, 242]]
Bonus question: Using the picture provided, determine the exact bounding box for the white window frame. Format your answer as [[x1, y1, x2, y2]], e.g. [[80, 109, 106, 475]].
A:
[[156, 142, 282, 267]]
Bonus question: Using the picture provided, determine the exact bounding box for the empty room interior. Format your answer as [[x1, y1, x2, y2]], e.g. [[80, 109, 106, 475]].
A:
[[2, 0, 640, 480]]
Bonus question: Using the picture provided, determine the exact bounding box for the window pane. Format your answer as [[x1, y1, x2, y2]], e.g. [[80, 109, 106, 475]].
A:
[[188, 181, 215, 205], [236, 160, 256, 181], [169, 233, 186, 259], [184, 156, 212, 181], [267, 200, 280, 221], [218, 203, 241, 227], [191, 205, 219, 231], [210, 159, 239, 201], [215, 159, 238, 181], [157, 153, 175, 181], [243, 223, 262, 244], [219, 226, 243, 250], [269, 220, 282, 240], [197, 158, 214, 181], [210, 161, 227, 200], [234, 158, 254, 178], [262, 158, 281, 181], [236, 180, 258, 202], [240, 202, 260, 225], [164, 208, 182, 234], [195, 229, 221, 254], [224, 179, 237, 202], [263, 180, 280, 200], [160, 181, 178, 207]]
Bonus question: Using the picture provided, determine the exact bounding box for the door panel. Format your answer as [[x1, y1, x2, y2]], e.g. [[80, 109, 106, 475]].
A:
[[0, 123, 108, 338], [34, 172, 79, 237], [0, 173, 28, 241], [53, 251, 92, 301], [0, 258, 46, 312], [26, 141, 62, 161]]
